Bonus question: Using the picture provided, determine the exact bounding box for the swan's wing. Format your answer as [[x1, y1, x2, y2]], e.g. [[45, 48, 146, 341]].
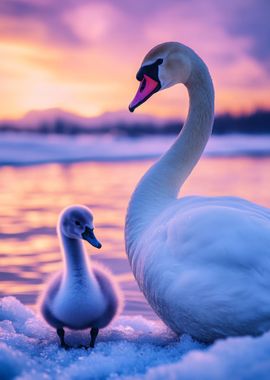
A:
[[143, 196, 270, 262], [38, 272, 63, 328], [92, 263, 123, 328], [138, 196, 270, 338]]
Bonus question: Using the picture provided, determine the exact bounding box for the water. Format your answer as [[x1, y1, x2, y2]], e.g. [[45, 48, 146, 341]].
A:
[[1, 133, 270, 165], [0, 157, 270, 319]]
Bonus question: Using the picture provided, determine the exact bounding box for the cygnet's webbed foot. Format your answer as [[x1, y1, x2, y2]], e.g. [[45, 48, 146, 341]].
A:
[[62, 342, 71, 350], [89, 327, 99, 348], [56, 327, 70, 350], [77, 344, 89, 350]]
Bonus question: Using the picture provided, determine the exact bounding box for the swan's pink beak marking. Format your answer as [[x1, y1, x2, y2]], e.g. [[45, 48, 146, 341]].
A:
[[129, 75, 160, 112]]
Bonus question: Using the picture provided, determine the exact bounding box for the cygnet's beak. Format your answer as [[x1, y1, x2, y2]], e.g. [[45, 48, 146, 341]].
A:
[[129, 74, 161, 112], [82, 226, 102, 249]]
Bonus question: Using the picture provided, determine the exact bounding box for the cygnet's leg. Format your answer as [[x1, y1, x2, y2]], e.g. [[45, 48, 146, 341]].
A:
[[57, 327, 70, 349], [89, 327, 99, 348]]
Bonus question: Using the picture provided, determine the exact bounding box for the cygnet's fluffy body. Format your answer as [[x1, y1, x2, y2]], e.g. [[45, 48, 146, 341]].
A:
[[39, 205, 122, 348]]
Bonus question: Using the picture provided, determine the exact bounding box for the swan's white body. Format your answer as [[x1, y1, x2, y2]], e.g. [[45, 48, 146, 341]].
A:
[[126, 42, 270, 342], [40, 205, 121, 344]]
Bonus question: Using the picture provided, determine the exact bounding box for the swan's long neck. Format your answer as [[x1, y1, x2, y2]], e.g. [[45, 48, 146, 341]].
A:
[[58, 228, 97, 287], [126, 55, 214, 249]]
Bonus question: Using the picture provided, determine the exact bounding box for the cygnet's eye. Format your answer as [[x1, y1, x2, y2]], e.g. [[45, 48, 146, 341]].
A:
[[75, 220, 81, 226]]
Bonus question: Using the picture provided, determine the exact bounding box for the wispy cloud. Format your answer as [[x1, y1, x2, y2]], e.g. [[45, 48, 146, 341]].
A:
[[0, 0, 269, 119]]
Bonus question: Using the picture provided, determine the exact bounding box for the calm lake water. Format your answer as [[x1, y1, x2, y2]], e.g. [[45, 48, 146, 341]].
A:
[[0, 157, 270, 319]]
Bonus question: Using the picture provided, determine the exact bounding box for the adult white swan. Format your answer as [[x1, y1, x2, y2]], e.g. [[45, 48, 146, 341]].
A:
[[125, 42, 270, 342], [40, 205, 121, 348]]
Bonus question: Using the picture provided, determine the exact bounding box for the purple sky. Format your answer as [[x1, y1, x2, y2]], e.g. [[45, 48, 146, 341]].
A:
[[0, 0, 269, 119]]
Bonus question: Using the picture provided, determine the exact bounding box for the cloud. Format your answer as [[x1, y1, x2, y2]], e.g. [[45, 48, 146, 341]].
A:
[[220, 0, 270, 66], [0, 0, 269, 118], [63, 3, 124, 42], [0, 0, 80, 45]]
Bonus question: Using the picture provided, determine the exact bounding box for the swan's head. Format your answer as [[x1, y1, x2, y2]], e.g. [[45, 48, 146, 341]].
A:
[[129, 42, 192, 112], [59, 205, 102, 249]]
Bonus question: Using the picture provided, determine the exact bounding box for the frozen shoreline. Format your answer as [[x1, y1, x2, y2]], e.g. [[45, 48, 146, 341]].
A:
[[1, 296, 270, 379], [0, 134, 270, 166]]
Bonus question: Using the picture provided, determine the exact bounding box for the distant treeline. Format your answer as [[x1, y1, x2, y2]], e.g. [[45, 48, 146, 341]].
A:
[[1, 110, 270, 136], [213, 110, 270, 135]]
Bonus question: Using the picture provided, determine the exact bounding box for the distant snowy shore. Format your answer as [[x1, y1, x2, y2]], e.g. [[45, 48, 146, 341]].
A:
[[1, 297, 270, 380], [0, 134, 270, 166]]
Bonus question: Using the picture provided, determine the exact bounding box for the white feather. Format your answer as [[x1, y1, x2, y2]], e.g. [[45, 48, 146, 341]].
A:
[[125, 42, 270, 342]]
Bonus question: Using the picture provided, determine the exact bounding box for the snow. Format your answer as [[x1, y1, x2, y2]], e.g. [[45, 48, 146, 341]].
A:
[[0, 133, 270, 166], [1, 297, 270, 379]]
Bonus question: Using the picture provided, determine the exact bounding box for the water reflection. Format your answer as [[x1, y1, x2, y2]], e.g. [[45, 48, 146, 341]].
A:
[[0, 158, 270, 318]]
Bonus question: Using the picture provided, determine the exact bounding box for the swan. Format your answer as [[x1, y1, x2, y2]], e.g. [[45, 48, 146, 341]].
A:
[[126, 41, 270, 342], [39, 205, 121, 348]]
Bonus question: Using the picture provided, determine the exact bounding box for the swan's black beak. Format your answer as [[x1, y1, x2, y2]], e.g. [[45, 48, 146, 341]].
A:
[[129, 58, 163, 112], [129, 74, 161, 112], [82, 227, 102, 249]]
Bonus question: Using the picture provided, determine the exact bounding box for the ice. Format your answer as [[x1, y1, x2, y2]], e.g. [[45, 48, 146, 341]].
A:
[[0, 134, 270, 166], [1, 297, 270, 379]]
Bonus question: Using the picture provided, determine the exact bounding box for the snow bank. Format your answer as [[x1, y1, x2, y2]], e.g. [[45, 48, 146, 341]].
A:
[[1, 297, 270, 379], [0, 134, 270, 166]]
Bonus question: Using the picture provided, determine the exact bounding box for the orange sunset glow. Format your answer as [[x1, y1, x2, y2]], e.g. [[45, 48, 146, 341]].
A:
[[0, 1, 269, 120]]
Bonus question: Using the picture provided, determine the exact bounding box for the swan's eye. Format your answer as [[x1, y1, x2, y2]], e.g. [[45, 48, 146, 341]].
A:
[[75, 221, 81, 226]]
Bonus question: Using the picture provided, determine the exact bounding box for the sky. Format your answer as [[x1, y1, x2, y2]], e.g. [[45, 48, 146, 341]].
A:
[[0, 0, 269, 120]]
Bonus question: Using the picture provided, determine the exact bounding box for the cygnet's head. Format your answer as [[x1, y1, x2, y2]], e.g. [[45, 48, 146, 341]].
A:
[[59, 205, 102, 249], [129, 42, 193, 112]]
